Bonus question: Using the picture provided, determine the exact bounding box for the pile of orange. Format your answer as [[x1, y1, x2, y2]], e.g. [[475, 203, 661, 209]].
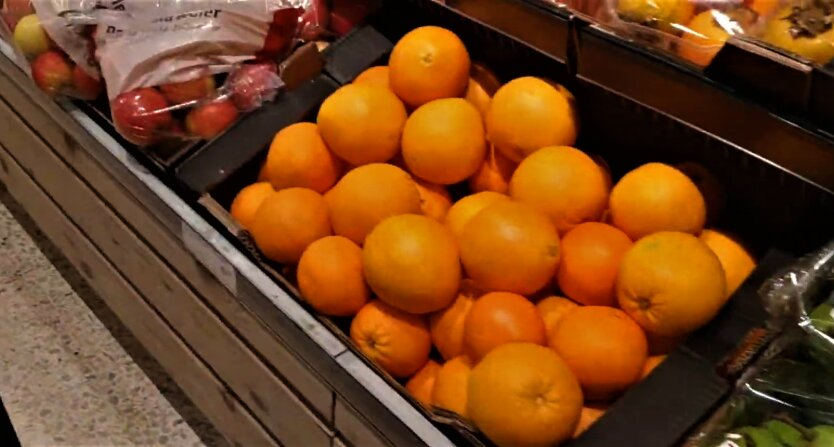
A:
[[229, 25, 757, 447]]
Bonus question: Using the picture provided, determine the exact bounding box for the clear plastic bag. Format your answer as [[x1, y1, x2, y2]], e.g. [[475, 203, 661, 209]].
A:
[[83, 0, 318, 146], [595, 0, 762, 66], [758, 0, 834, 65], [687, 241, 834, 447], [1, 0, 102, 99]]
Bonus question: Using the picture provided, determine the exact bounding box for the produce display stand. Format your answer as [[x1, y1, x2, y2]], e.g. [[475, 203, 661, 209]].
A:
[[2, 0, 834, 446]]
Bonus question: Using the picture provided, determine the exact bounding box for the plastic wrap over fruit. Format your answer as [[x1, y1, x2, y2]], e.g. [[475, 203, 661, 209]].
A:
[[597, 0, 760, 66], [0, 0, 103, 99], [84, 0, 314, 146], [758, 0, 834, 65]]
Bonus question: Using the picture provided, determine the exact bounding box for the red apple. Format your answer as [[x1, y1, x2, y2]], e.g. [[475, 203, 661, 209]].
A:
[[273, 7, 302, 27], [259, 23, 294, 60], [185, 100, 239, 140], [2, 0, 34, 29], [31, 51, 73, 96], [159, 75, 217, 105], [72, 65, 102, 100], [111, 88, 173, 146], [228, 62, 280, 111], [330, 0, 375, 36]]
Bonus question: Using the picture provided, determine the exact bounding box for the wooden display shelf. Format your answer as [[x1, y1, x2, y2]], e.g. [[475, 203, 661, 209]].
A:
[[0, 44, 451, 447]]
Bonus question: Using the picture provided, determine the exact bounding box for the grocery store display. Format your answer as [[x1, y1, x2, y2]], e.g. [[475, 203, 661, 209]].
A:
[[222, 23, 765, 445], [761, 2, 834, 64]]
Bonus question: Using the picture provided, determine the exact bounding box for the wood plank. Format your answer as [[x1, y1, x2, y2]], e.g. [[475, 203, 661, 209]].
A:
[[0, 141, 278, 447], [0, 64, 336, 423], [0, 98, 333, 447], [334, 397, 391, 447]]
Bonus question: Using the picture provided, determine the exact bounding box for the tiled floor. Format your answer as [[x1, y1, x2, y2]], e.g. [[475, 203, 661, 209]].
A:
[[0, 185, 226, 447]]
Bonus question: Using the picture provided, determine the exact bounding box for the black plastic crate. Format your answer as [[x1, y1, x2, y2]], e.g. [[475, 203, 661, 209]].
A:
[[177, 0, 834, 445]]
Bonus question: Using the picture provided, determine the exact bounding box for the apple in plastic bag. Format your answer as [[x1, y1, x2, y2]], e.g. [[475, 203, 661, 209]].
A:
[[111, 88, 174, 146], [13, 14, 51, 59], [330, 0, 375, 37], [299, 0, 330, 41], [159, 76, 217, 105], [2, 0, 34, 29], [31, 51, 73, 96], [228, 62, 280, 111], [261, 8, 302, 59], [72, 65, 102, 100], [185, 99, 239, 140]]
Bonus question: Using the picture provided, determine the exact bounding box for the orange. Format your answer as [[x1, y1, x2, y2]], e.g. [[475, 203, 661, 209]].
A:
[[468, 343, 583, 447], [459, 200, 560, 295], [700, 229, 756, 298], [257, 162, 269, 182], [429, 290, 476, 361], [748, 0, 777, 16], [641, 355, 666, 379], [389, 26, 470, 108], [573, 405, 607, 439], [414, 179, 452, 222], [353, 66, 390, 88], [676, 161, 725, 224], [250, 188, 331, 263], [609, 163, 707, 240], [230, 182, 274, 231], [464, 62, 501, 117], [463, 292, 546, 361], [509, 146, 610, 234], [444, 191, 509, 240], [402, 98, 486, 185], [325, 163, 422, 245], [405, 360, 441, 407], [678, 10, 731, 67], [617, 231, 726, 336], [432, 356, 473, 417], [317, 84, 407, 165], [350, 300, 432, 378], [556, 222, 633, 307], [264, 122, 342, 193], [487, 77, 577, 162], [297, 236, 369, 317], [549, 306, 648, 400], [363, 214, 461, 314], [536, 296, 579, 339], [469, 146, 516, 194]]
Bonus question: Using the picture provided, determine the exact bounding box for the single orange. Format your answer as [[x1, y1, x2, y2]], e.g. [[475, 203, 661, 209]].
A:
[[444, 191, 509, 240], [459, 200, 561, 295], [617, 231, 726, 336], [389, 26, 470, 108], [641, 355, 667, 379], [487, 77, 577, 162], [405, 360, 441, 407], [609, 163, 706, 240], [700, 229, 756, 298], [414, 179, 452, 222], [536, 296, 579, 339], [402, 98, 486, 185], [509, 146, 610, 234], [230, 182, 274, 231], [353, 66, 390, 88], [350, 300, 431, 378], [556, 222, 633, 307], [297, 236, 369, 317], [469, 145, 516, 194], [264, 122, 342, 193], [325, 163, 422, 245], [463, 292, 546, 361], [676, 161, 726, 224], [432, 355, 473, 417], [550, 306, 648, 400], [250, 188, 332, 263], [429, 290, 477, 361], [468, 343, 583, 447], [317, 84, 407, 165], [363, 214, 461, 314]]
